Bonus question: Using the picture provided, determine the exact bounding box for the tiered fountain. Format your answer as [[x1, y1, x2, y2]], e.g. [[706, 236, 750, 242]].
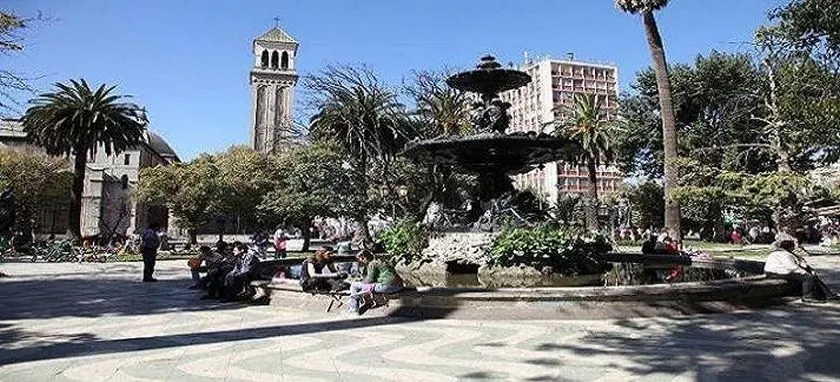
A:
[[401, 55, 582, 285]]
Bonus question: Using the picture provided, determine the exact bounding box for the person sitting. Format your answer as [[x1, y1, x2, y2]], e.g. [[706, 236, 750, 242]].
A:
[[765, 240, 836, 303], [220, 243, 261, 301], [347, 250, 404, 314], [202, 242, 236, 299], [188, 245, 224, 289], [641, 235, 657, 255], [299, 246, 348, 293]]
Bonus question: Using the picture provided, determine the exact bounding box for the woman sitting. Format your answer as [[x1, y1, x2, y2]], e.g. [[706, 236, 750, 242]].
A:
[[347, 250, 404, 314], [300, 246, 348, 293]]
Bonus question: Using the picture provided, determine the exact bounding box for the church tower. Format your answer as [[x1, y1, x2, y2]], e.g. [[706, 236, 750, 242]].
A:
[[250, 25, 298, 154]]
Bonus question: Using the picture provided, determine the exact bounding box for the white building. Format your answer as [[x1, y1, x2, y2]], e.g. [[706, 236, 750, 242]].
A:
[[498, 55, 623, 205]]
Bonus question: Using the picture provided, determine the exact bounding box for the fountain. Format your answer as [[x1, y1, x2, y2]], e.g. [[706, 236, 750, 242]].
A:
[[404, 55, 578, 213], [401, 55, 586, 285]]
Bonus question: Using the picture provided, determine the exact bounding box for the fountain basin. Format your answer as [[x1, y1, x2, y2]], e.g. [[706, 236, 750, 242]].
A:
[[403, 133, 578, 174]]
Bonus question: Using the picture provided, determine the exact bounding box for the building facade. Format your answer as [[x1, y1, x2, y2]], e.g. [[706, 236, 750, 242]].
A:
[[250, 26, 299, 154], [498, 55, 623, 204], [0, 119, 179, 238]]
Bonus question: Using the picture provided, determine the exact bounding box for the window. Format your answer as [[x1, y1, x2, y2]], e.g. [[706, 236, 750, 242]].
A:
[[281, 51, 289, 69], [271, 51, 279, 68], [123, 154, 130, 165], [260, 50, 269, 67]]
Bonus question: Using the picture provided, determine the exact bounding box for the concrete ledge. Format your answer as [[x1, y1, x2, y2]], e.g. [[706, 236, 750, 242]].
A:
[[255, 274, 799, 319]]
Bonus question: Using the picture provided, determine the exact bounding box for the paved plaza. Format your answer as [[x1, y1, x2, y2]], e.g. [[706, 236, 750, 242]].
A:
[[1, 258, 840, 381]]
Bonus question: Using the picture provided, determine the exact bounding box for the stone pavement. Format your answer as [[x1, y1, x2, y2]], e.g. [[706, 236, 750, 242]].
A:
[[1, 257, 840, 381]]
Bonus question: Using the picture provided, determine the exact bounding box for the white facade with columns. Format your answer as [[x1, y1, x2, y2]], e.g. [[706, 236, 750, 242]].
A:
[[250, 26, 299, 154]]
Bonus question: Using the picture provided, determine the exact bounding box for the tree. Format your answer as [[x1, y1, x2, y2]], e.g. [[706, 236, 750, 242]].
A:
[[22, 79, 146, 241], [136, 157, 220, 244], [0, 11, 43, 116], [624, 181, 665, 231], [404, 70, 473, 138], [306, 65, 410, 248], [0, 148, 71, 239], [615, 0, 681, 239], [552, 94, 615, 231], [213, 146, 275, 230], [258, 143, 351, 251], [769, 0, 840, 64]]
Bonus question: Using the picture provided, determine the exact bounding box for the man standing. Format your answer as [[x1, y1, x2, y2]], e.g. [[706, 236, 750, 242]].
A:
[[140, 222, 161, 282]]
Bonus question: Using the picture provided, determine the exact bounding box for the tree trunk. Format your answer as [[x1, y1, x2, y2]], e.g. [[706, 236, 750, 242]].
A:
[[643, 11, 681, 241], [299, 218, 312, 252], [68, 150, 87, 242], [188, 228, 197, 245], [586, 158, 599, 231], [353, 219, 373, 250]]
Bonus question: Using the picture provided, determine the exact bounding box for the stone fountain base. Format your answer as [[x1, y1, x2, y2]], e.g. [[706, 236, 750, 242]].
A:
[[395, 231, 602, 288]]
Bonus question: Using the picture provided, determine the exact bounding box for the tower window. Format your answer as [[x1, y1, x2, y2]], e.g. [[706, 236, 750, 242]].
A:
[[260, 50, 269, 68], [281, 51, 289, 69], [123, 154, 130, 165], [271, 51, 279, 69]]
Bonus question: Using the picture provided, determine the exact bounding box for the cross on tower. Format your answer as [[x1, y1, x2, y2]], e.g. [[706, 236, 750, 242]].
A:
[[273, 17, 281, 28]]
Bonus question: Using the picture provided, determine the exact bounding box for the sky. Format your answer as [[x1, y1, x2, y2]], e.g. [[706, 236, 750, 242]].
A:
[[5, 0, 786, 160]]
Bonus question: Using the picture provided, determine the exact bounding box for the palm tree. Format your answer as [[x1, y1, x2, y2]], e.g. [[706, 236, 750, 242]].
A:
[[615, 0, 681, 239], [306, 66, 408, 248], [22, 79, 146, 241], [554, 94, 615, 231], [404, 70, 473, 138]]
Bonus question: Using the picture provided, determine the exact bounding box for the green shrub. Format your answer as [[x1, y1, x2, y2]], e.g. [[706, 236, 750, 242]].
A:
[[379, 218, 428, 264], [486, 223, 612, 276]]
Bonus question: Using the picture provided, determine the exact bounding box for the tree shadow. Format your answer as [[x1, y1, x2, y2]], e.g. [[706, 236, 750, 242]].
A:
[[0, 315, 422, 366], [529, 304, 840, 381]]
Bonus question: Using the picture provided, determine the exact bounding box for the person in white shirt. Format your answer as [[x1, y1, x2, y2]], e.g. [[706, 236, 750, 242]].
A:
[[764, 240, 835, 303]]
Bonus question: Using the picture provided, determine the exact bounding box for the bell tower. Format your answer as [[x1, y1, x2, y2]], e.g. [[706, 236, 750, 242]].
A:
[[250, 23, 298, 154]]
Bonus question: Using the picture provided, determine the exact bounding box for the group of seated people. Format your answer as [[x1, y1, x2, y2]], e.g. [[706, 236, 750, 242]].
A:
[[189, 241, 261, 301], [298, 246, 404, 314], [189, 242, 404, 313]]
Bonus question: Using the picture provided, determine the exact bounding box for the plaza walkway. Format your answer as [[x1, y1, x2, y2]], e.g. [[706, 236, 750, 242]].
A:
[[1, 257, 840, 381]]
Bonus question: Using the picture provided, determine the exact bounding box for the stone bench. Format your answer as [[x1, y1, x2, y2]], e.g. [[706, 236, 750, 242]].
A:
[[250, 279, 418, 313]]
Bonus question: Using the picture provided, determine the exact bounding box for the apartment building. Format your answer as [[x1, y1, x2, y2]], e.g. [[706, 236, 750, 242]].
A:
[[498, 55, 622, 204]]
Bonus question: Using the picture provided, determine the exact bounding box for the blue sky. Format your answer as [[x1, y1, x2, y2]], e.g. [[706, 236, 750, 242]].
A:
[[6, 0, 785, 160]]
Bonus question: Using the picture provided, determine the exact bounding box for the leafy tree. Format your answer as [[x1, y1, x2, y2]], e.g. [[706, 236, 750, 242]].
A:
[[623, 181, 664, 231], [0, 148, 71, 238], [769, 0, 840, 64], [551, 94, 615, 231], [306, 65, 410, 247], [213, 146, 275, 229], [615, 0, 681, 239], [258, 143, 350, 251], [136, 156, 222, 244], [22, 79, 147, 241]]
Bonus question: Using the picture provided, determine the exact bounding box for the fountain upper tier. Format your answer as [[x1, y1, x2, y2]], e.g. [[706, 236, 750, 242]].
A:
[[446, 55, 532, 97]]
